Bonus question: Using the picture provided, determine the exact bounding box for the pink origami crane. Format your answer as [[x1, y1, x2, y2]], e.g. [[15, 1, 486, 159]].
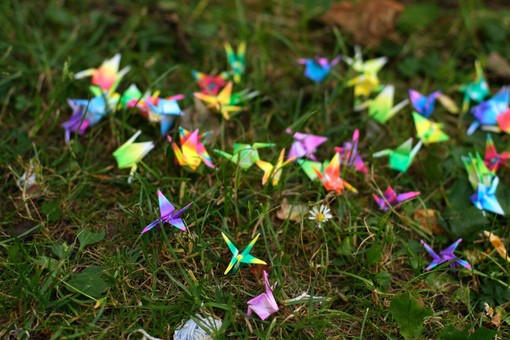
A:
[[334, 129, 368, 174], [314, 153, 357, 194], [286, 129, 327, 161], [75, 54, 130, 92], [372, 186, 420, 211], [247, 271, 278, 320]]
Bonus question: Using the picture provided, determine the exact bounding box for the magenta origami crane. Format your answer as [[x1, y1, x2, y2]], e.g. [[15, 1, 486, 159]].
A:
[[286, 129, 327, 161], [141, 190, 193, 234], [334, 129, 368, 174], [421, 239, 472, 271], [372, 186, 420, 211], [484, 134, 510, 172], [247, 270, 279, 320]]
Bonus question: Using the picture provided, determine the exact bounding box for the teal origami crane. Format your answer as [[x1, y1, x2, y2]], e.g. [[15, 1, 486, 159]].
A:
[[221, 232, 267, 274], [225, 41, 246, 83]]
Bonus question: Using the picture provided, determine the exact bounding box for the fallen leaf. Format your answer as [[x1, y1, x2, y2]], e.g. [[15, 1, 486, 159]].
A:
[[487, 52, 510, 79], [320, 0, 404, 47], [276, 198, 308, 222], [413, 209, 443, 235], [483, 230, 510, 263], [249, 264, 271, 280]]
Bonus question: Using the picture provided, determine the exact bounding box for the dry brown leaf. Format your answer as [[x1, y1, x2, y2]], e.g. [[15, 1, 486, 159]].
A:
[[483, 231, 510, 263], [320, 0, 404, 47], [276, 198, 308, 222], [413, 209, 443, 235], [249, 264, 272, 280], [487, 52, 510, 79]]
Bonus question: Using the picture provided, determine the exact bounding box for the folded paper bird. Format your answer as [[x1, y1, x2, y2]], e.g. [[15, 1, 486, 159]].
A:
[[141, 190, 192, 234], [222, 232, 266, 274]]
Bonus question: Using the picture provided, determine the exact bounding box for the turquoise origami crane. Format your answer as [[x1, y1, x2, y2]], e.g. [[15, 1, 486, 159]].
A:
[[222, 232, 267, 274]]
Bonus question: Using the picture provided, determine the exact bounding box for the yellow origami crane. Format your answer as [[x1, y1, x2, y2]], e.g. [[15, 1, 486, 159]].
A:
[[412, 112, 449, 144], [194, 82, 242, 120], [256, 149, 295, 186]]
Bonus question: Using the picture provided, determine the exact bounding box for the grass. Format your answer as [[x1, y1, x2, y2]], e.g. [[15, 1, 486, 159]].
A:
[[1, 0, 510, 338]]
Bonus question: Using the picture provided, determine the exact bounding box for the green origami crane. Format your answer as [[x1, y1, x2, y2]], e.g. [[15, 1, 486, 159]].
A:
[[373, 138, 422, 172], [462, 152, 495, 190], [222, 232, 266, 274], [214, 143, 275, 170]]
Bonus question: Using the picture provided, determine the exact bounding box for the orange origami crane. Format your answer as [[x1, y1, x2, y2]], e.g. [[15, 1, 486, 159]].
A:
[[170, 127, 215, 171], [313, 153, 357, 194]]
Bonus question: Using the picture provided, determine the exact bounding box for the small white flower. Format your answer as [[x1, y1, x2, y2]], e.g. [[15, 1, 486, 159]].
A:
[[308, 204, 332, 228]]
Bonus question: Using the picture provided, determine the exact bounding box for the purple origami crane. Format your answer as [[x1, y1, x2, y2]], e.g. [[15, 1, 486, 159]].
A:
[[286, 129, 327, 161], [409, 89, 441, 118], [141, 190, 193, 234], [421, 239, 472, 271], [372, 186, 420, 211], [334, 129, 368, 174], [247, 270, 279, 320]]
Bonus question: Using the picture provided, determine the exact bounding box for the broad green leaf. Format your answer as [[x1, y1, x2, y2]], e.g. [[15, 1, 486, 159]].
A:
[[365, 244, 382, 265], [41, 201, 62, 223], [66, 266, 110, 299], [78, 228, 105, 252], [440, 326, 497, 340], [51, 243, 73, 260], [390, 293, 432, 339]]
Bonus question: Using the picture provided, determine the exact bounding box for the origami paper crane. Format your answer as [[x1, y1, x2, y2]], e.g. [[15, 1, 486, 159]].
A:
[[297, 159, 328, 181], [170, 127, 215, 170], [421, 239, 472, 271], [256, 149, 295, 186], [286, 129, 328, 161], [192, 70, 229, 95], [467, 87, 510, 135], [496, 109, 510, 133], [229, 88, 259, 106], [409, 89, 441, 118], [247, 270, 279, 320], [484, 134, 510, 172], [225, 41, 246, 83], [459, 60, 490, 112], [373, 138, 422, 173], [334, 129, 368, 174], [297, 56, 341, 83], [62, 95, 117, 142], [141, 190, 193, 234], [347, 73, 382, 98], [120, 84, 143, 109], [372, 186, 420, 211], [147, 97, 183, 135], [344, 46, 387, 97], [360, 85, 408, 123], [221, 232, 266, 274], [75, 54, 130, 92], [194, 82, 242, 119], [462, 152, 494, 190], [343, 46, 387, 75], [412, 112, 449, 144], [313, 153, 357, 194], [470, 177, 504, 215], [214, 143, 276, 170], [113, 130, 154, 183]]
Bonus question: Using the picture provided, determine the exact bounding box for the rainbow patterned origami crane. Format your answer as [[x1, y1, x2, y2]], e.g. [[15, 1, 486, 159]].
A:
[[462, 152, 495, 190], [75, 54, 130, 92], [467, 87, 510, 135], [334, 129, 368, 174], [194, 82, 242, 120], [313, 153, 357, 194], [373, 186, 420, 211], [62, 94, 118, 142], [225, 41, 246, 83], [214, 143, 275, 170], [421, 239, 471, 271], [256, 149, 295, 186], [409, 89, 441, 118], [142, 190, 193, 234], [222, 232, 266, 274], [459, 60, 490, 113], [412, 112, 449, 144], [297, 56, 341, 83], [484, 134, 510, 172], [361, 85, 408, 124], [286, 129, 328, 161], [192, 70, 229, 95], [373, 138, 422, 173], [113, 130, 154, 183], [170, 127, 215, 170], [496, 109, 510, 133], [247, 270, 279, 320], [120, 84, 143, 109]]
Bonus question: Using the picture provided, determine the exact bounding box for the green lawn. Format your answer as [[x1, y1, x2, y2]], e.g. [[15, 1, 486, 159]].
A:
[[1, 0, 510, 338]]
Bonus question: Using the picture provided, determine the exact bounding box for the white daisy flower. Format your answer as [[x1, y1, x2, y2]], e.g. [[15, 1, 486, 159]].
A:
[[308, 204, 332, 228]]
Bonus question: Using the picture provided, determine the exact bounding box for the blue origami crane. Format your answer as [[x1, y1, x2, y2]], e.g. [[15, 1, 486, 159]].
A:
[[147, 99, 183, 136], [470, 176, 504, 215], [409, 89, 441, 118], [297, 56, 341, 83]]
